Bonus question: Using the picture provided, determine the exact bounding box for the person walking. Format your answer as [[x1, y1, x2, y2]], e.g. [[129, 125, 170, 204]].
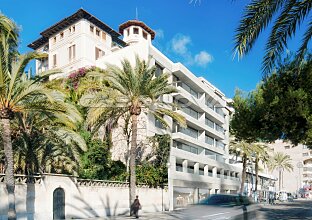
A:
[[132, 195, 141, 219]]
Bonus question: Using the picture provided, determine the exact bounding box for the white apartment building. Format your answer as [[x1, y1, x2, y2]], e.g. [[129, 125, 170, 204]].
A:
[[268, 140, 312, 195], [29, 9, 243, 210]]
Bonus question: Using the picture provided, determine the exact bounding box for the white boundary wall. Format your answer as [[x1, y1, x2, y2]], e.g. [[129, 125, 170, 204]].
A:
[[0, 174, 169, 220]]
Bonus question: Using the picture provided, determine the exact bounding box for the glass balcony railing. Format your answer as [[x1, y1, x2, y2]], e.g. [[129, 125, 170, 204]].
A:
[[181, 106, 199, 119], [178, 126, 199, 139], [180, 82, 199, 99]]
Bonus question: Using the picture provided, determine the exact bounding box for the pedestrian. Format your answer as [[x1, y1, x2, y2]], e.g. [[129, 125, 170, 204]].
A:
[[132, 195, 141, 219]]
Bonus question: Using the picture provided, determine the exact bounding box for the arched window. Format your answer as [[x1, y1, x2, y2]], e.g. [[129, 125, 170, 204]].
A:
[[53, 187, 65, 219]]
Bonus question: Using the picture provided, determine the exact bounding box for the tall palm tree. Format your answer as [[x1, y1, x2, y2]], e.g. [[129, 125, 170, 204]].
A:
[[81, 57, 185, 208], [253, 143, 271, 191], [0, 46, 71, 219], [234, 0, 312, 74], [229, 139, 254, 194], [268, 152, 293, 191]]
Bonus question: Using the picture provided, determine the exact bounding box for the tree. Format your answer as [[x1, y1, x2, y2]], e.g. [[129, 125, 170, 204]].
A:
[[81, 57, 185, 208], [253, 143, 271, 191], [12, 109, 86, 175], [234, 0, 312, 74], [0, 35, 74, 220], [260, 57, 312, 147], [268, 152, 293, 191], [229, 140, 254, 194]]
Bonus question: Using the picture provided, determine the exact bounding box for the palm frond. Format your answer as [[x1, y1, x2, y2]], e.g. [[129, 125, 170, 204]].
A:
[[263, 0, 312, 74], [234, 0, 285, 59]]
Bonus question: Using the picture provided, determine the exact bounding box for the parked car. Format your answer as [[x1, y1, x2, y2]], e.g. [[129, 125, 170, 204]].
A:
[[181, 194, 259, 220]]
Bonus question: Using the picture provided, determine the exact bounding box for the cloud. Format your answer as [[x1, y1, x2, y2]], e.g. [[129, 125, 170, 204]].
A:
[[168, 34, 213, 68], [155, 29, 164, 39], [171, 34, 192, 55], [194, 51, 213, 67]]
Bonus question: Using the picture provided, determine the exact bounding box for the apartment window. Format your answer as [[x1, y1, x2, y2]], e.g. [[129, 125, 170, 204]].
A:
[[60, 32, 64, 39], [53, 54, 57, 67], [90, 25, 94, 33], [53, 37, 57, 44], [127, 28, 130, 36], [68, 44, 76, 61], [284, 146, 290, 149], [216, 124, 224, 133], [143, 31, 148, 39], [303, 153, 309, 156], [96, 29, 100, 36], [133, 27, 139, 34], [205, 135, 214, 146], [155, 118, 164, 129], [69, 25, 75, 33], [95, 47, 104, 60], [216, 141, 225, 150], [101, 32, 106, 41], [154, 63, 164, 77], [215, 107, 225, 117], [303, 145, 308, 149], [205, 118, 214, 128], [206, 96, 214, 109]]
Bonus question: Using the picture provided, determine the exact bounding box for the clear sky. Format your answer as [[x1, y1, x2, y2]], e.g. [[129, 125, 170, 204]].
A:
[[0, 0, 271, 98]]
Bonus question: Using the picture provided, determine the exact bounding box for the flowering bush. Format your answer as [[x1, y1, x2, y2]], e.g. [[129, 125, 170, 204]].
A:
[[66, 66, 96, 90]]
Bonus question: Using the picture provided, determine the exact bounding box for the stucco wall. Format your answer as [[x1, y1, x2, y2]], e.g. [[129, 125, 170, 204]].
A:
[[0, 174, 168, 220]]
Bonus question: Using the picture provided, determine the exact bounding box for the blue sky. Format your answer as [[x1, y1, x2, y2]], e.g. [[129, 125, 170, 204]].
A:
[[0, 0, 274, 97]]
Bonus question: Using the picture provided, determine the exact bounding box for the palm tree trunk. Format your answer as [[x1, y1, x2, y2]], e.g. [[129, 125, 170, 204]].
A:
[[279, 170, 281, 191], [255, 157, 259, 191], [1, 118, 16, 220], [129, 114, 138, 210], [240, 154, 247, 194]]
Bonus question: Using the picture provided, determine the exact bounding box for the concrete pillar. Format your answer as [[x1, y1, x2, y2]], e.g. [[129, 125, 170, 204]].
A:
[[204, 165, 209, 176], [182, 160, 188, 173], [194, 163, 199, 175], [220, 169, 224, 179], [212, 167, 217, 177], [194, 188, 199, 204]]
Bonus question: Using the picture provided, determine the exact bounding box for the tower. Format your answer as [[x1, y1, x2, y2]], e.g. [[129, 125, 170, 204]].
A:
[[119, 20, 155, 45]]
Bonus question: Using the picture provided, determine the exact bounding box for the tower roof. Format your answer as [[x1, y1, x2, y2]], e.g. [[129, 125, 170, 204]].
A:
[[119, 20, 155, 40]]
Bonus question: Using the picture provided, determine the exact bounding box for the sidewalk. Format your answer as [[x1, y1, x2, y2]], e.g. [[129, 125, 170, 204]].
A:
[[80, 211, 179, 220]]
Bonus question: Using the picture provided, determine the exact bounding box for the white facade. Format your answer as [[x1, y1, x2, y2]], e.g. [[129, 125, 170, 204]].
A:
[[268, 140, 312, 193], [29, 9, 244, 211]]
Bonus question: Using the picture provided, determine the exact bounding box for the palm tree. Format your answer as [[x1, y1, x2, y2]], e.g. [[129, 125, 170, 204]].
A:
[[81, 57, 185, 208], [234, 0, 312, 74], [268, 152, 293, 191], [253, 143, 271, 191], [12, 109, 86, 175], [229, 139, 254, 194], [0, 44, 72, 219]]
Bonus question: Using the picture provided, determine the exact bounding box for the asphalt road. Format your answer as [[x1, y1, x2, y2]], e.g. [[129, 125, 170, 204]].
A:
[[89, 198, 312, 220], [257, 198, 312, 220]]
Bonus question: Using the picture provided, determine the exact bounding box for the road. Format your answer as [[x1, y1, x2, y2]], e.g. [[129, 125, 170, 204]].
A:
[[257, 198, 312, 220], [90, 198, 312, 220]]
